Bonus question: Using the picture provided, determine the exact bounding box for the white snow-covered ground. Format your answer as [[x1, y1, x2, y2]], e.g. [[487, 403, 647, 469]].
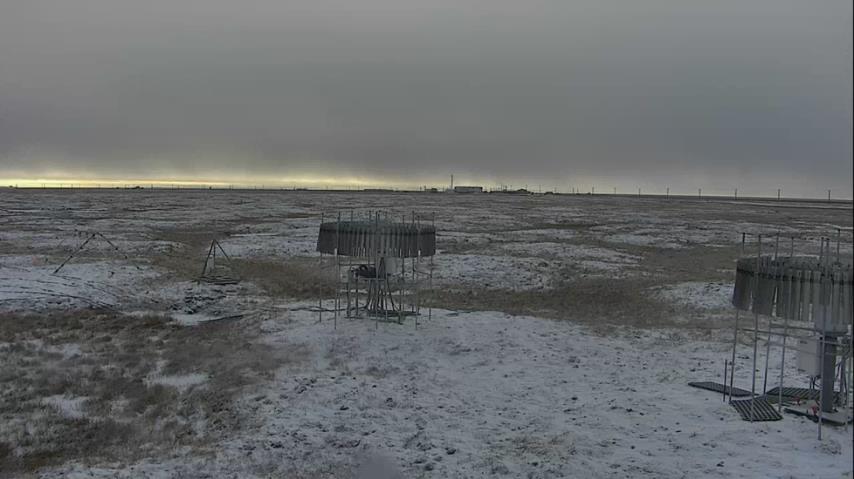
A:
[[0, 190, 851, 478], [39, 309, 853, 478], [248, 309, 852, 479], [41, 395, 89, 420], [0, 257, 165, 311]]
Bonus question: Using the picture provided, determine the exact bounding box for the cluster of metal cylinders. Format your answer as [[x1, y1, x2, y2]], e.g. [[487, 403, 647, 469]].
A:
[[732, 255, 852, 333], [316, 221, 436, 258], [316, 211, 436, 330], [729, 233, 853, 428]]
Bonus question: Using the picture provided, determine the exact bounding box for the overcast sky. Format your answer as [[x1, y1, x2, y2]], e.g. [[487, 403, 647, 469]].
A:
[[1, 0, 851, 196]]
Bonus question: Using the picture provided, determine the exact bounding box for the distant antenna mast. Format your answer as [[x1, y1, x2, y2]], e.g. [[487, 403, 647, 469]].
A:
[[450, 174, 454, 191]]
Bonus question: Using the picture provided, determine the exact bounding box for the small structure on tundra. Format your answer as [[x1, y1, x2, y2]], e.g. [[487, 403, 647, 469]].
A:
[[453, 185, 483, 194], [53, 230, 134, 274], [316, 211, 436, 327], [198, 239, 239, 285], [722, 233, 852, 436]]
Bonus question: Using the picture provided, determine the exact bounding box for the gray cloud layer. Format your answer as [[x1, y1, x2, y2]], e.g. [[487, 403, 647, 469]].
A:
[[1, 0, 851, 196]]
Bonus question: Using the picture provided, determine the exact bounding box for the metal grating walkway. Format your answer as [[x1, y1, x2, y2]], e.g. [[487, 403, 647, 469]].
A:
[[688, 381, 753, 397], [730, 397, 782, 421], [764, 387, 840, 403]]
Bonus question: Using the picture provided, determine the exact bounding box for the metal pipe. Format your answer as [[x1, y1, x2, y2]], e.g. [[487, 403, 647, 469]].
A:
[[429, 212, 435, 322], [733, 328, 825, 342], [774, 233, 780, 260], [763, 317, 772, 394], [729, 232, 747, 403], [400, 214, 405, 325], [818, 309, 827, 439], [729, 309, 740, 403], [319, 216, 329, 325], [335, 212, 340, 330], [749, 235, 762, 422], [817, 238, 830, 439], [373, 213, 380, 311], [778, 267, 792, 412], [836, 229, 841, 264], [724, 360, 728, 402], [750, 311, 760, 422], [198, 240, 215, 279]]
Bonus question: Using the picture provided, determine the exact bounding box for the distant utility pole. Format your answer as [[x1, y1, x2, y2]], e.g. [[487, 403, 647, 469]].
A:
[[828, 189, 831, 202], [734, 188, 738, 200], [638, 187, 641, 197], [777, 188, 781, 201], [592, 186, 595, 194], [613, 187, 617, 195], [666, 187, 670, 199], [698, 188, 702, 199]]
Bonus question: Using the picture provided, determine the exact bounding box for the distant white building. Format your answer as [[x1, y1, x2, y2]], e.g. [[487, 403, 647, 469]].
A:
[[453, 186, 483, 193]]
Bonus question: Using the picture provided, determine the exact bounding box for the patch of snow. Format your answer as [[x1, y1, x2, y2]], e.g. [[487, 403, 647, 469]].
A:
[[225, 230, 318, 258], [6, 190, 852, 478], [60, 306, 847, 478], [170, 312, 218, 326], [0, 258, 165, 312], [42, 395, 88, 419], [656, 282, 733, 310], [44, 343, 83, 359], [503, 228, 578, 242], [146, 373, 208, 392], [605, 233, 684, 249], [432, 253, 553, 290]]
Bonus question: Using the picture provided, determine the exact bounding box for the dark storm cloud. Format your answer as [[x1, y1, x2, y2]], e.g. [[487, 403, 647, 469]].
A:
[[1, 0, 851, 195]]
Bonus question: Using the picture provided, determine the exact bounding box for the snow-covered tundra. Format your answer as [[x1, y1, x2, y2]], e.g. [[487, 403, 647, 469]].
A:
[[0, 189, 851, 478]]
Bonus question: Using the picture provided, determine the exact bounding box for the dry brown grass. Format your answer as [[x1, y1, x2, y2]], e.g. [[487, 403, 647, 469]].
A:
[[232, 257, 336, 300], [424, 243, 747, 333], [145, 227, 226, 281], [148, 222, 335, 293], [635, 244, 741, 282], [426, 276, 677, 331], [0, 309, 306, 476]]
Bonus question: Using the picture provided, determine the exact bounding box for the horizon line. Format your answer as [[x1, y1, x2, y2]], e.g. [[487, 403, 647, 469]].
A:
[[1, 182, 851, 203]]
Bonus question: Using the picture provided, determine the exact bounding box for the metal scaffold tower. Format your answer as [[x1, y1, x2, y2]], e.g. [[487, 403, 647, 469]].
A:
[[315, 210, 437, 329], [725, 232, 853, 439]]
